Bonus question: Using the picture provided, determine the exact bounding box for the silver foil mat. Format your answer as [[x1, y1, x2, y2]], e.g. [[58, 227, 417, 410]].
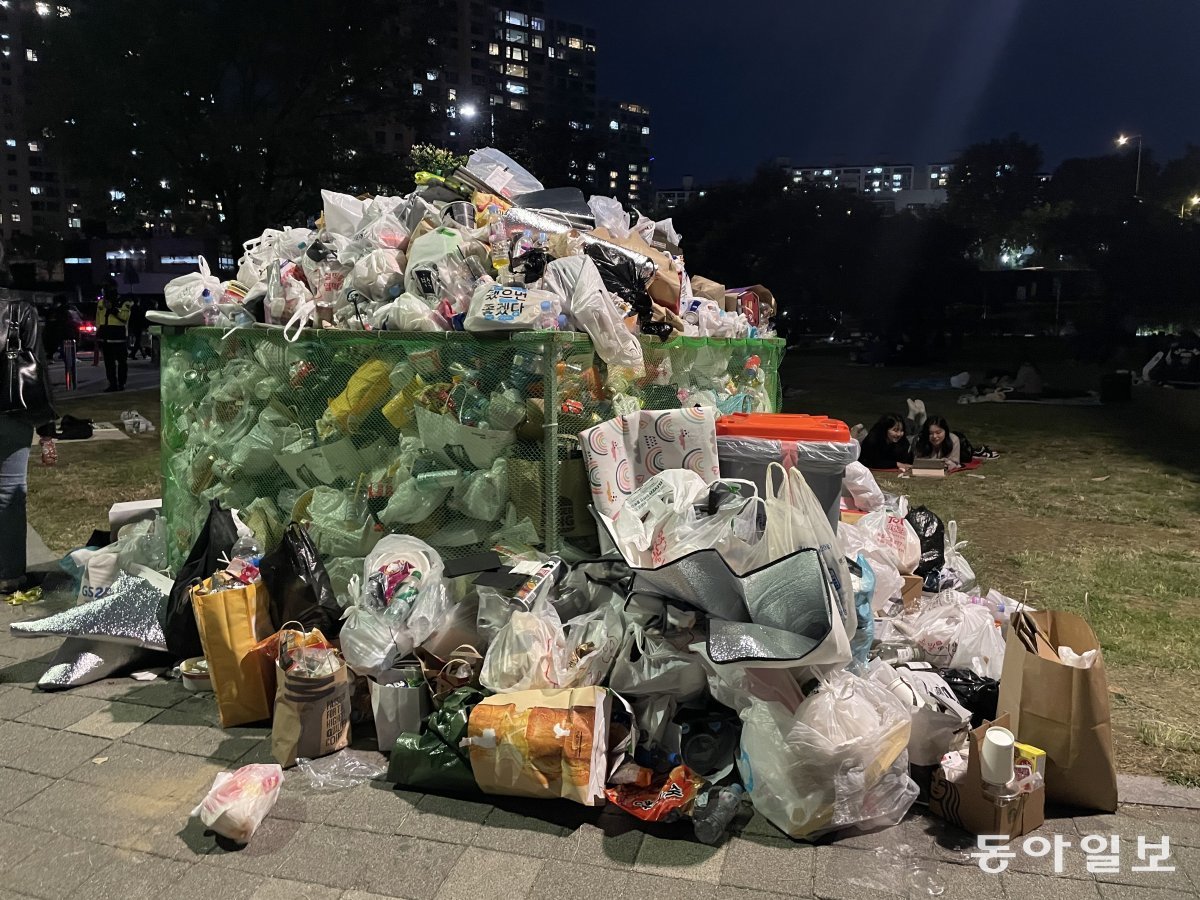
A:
[[10, 573, 168, 650], [37, 637, 156, 691], [501, 207, 658, 284]]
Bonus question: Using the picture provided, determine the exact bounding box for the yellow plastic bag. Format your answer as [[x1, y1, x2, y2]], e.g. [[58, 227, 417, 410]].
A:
[[321, 359, 392, 436]]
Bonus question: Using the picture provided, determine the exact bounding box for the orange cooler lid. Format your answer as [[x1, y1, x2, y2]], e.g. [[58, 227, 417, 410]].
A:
[[715, 413, 852, 442]]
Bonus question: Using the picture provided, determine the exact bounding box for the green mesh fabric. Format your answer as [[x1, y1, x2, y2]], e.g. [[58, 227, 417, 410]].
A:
[[159, 327, 784, 575]]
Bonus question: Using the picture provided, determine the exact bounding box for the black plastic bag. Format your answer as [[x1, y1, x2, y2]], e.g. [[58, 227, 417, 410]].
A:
[[939, 667, 999, 728], [259, 523, 342, 637], [584, 243, 653, 321], [158, 500, 238, 660], [905, 505, 945, 576]]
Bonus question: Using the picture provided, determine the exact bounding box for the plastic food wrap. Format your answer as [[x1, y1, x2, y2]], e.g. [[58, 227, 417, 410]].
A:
[[191, 764, 283, 844]]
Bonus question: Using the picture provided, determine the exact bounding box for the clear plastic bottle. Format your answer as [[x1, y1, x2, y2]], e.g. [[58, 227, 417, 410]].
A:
[[488, 221, 510, 280], [230, 534, 262, 567], [200, 289, 219, 326], [538, 300, 558, 330], [875, 640, 925, 665], [692, 784, 745, 845]]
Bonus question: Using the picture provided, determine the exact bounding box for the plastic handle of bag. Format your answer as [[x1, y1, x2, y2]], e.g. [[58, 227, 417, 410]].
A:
[[282, 299, 315, 343], [198, 255, 212, 279], [277, 619, 306, 663]]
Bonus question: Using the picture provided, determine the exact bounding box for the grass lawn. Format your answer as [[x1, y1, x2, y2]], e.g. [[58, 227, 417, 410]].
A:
[[24, 342, 1200, 786]]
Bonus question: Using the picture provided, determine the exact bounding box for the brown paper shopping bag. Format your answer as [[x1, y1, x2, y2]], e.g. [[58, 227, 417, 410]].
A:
[[191, 578, 275, 728], [271, 637, 352, 768], [997, 610, 1118, 812]]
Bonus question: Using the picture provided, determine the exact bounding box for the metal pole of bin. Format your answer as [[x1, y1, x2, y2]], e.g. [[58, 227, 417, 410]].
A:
[[542, 334, 560, 555], [62, 338, 77, 391]]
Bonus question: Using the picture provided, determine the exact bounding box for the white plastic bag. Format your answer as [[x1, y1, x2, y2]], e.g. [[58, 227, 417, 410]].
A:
[[838, 521, 906, 611], [479, 600, 565, 693], [587, 195, 631, 238], [164, 257, 221, 316], [191, 764, 283, 844], [947, 602, 1006, 679], [466, 147, 544, 199], [541, 256, 644, 374], [842, 462, 885, 512], [349, 249, 403, 302], [854, 509, 921, 575], [447, 458, 509, 522], [867, 660, 970, 766], [737, 670, 915, 840], [321, 189, 367, 237], [340, 604, 406, 675], [941, 521, 977, 591]]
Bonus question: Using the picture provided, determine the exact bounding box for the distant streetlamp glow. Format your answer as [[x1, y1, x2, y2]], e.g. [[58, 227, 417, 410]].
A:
[[460, 103, 478, 119], [1181, 195, 1200, 218], [1115, 133, 1143, 198]]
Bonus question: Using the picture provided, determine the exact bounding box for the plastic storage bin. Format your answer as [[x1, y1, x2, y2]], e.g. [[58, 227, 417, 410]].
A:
[[715, 413, 858, 529]]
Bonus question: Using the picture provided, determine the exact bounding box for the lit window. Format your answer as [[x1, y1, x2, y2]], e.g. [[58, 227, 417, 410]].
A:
[[509, 98, 525, 110], [641, 166, 649, 173], [426, 69, 438, 80], [412, 82, 423, 95], [628, 164, 637, 171], [29, 186, 41, 195], [34, 1, 50, 15], [488, 43, 499, 55], [505, 81, 527, 95], [504, 10, 528, 26], [587, 163, 596, 171], [629, 175, 639, 183], [447, 106, 456, 118], [568, 37, 583, 49], [160, 255, 202, 266], [65, 256, 92, 264], [505, 29, 526, 44], [67, 217, 80, 228], [4, 139, 13, 147], [159, 178, 169, 189], [109, 189, 125, 201], [430, 102, 438, 113], [25, 48, 37, 62], [609, 170, 618, 178], [610, 181, 617, 189], [609, 120, 619, 130], [531, 17, 545, 30], [822, 169, 832, 176], [10, 214, 20, 222], [27, 141, 39, 152], [585, 43, 596, 52], [547, 47, 555, 58], [505, 64, 527, 78], [506, 46, 527, 61], [532, 35, 542, 49]]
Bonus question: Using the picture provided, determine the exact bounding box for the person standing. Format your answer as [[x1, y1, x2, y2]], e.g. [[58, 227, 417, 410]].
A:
[[0, 294, 55, 593], [127, 297, 148, 360], [96, 283, 132, 392]]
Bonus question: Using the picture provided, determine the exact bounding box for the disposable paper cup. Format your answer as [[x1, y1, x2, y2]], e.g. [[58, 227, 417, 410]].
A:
[[981, 725, 1015, 786]]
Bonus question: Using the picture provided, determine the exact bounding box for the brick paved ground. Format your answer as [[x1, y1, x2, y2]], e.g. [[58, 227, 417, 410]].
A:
[[3, 595, 1198, 900]]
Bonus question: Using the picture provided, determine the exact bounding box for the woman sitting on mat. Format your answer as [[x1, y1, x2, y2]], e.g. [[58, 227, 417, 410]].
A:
[[858, 413, 914, 469], [914, 415, 963, 470]]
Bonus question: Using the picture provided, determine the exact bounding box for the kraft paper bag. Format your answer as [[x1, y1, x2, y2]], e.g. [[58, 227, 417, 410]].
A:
[[997, 610, 1118, 812], [271, 654, 352, 768], [191, 578, 275, 728], [465, 686, 612, 805], [509, 456, 595, 541]]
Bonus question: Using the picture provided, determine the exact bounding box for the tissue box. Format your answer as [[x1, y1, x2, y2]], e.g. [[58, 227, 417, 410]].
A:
[[929, 714, 1045, 839]]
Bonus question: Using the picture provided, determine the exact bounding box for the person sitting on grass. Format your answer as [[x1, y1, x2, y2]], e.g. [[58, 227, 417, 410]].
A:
[[858, 413, 913, 470], [914, 415, 963, 470]]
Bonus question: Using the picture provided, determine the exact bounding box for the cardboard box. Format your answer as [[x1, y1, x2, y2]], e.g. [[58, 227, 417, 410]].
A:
[[928, 714, 1045, 839], [901, 575, 924, 610]]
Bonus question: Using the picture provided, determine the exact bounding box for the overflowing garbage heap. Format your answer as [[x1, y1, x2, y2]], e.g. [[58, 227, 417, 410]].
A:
[[12, 148, 1118, 855]]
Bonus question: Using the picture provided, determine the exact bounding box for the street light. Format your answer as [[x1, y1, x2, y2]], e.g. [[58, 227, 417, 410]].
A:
[[1181, 195, 1200, 219], [460, 103, 477, 119], [1115, 133, 1143, 198]]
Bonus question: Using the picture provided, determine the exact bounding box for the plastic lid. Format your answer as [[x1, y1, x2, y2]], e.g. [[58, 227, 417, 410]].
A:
[[715, 413, 852, 442]]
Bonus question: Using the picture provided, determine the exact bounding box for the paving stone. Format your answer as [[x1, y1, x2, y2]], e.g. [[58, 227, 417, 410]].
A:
[[321, 782, 421, 834], [172, 864, 268, 900], [249, 877, 343, 900], [0, 765, 53, 813], [1004, 830, 1095, 880], [0, 720, 111, 776], [63, 678, 149, 702], [342, 892, 418, 900], [721, 836, 815, 895], [128, 799, 216, 861], [9, 777, 176, 848], [560, 821, 645, 870], [822, 811, 937, 854], [619, 873, 718, 900], [0, 634, 64, 661], [812, 846, 907, 900], [201, 814, 305, 878], [1093, 805, 1200, 849], [3, 832, 124, 899], [66, 739, 228, 803], [433, 847, 545, 900], [125, 705, 264, 762], [527, 861, 631, 900], [470, 805, 571, 857], [737, 810, 788, 839], [85, 849, 194, 900], [0, 656, 53, 685], [721, 889, 800, 900], [269, 787, 351, 826], [1096, 883, 1200, 900], [634, 834, 728, 883], [114, 678, 193, 708], [67, 701, 161, 739], [14, 693, 107, 729], [999, 871, 1102, 899], [395, 793, 493, 844], [0, 685, 45, 718]]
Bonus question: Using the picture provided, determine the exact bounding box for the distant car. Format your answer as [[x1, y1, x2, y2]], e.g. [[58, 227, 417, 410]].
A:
[[76, 320, 98, 351]]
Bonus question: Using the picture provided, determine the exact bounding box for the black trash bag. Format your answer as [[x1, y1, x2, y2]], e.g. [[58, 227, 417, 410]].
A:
[[259, 523, 342, 637], [905, 505, 945, 576], [939, 667, 999, 728], [584, 243, 653, 321], [158, 500, 238, 660]]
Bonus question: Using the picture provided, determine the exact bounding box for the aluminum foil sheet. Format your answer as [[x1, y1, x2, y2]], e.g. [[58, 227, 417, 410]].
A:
[[501, 207, 658, 284], [10, 573, 168, 650], [37, 637, 156, 691]]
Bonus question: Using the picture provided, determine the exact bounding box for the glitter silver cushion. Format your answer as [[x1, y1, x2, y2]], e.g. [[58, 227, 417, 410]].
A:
[[37, 637, 158, 690], [10, 573, 168, 650]]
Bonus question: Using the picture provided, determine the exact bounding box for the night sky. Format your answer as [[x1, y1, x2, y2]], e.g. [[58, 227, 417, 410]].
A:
[[557, 0, 1200, 187]]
